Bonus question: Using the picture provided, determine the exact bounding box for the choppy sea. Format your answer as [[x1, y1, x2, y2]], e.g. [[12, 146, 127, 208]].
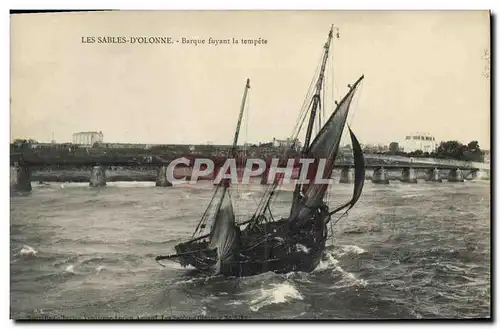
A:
[[10, 179, 491, 319]]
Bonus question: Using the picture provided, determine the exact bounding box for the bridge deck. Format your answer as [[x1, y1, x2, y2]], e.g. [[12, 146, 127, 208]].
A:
[[11, 153, 488, 171]]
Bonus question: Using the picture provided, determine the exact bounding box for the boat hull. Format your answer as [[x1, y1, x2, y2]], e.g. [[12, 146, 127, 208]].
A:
[[221, 237, 326, 277], [172, 217, 327, 277]]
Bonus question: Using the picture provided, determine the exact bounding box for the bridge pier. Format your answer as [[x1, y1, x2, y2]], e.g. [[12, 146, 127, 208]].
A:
[[372, 167, 389, 184], [156, 165, 173, 187], [448, 168, 464, 182], [425, 168, 442, 182], [339, 167, 354, 184], [90, 166, 106, 187], [401, 167, 417, 183], [10, 165, 32, 192]]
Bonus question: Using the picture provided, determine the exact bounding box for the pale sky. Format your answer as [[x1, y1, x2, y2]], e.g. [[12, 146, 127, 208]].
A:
[[10, 10, 491, 149]]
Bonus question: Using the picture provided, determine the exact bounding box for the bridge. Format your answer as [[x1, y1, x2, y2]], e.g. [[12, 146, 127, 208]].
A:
[[10, 152, 490, 192]]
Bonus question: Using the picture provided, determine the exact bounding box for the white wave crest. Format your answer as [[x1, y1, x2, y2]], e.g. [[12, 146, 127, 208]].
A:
[[248, 281, 303, 312], [340, 245, 366, 255], [314, 251, 368, 289], [314, 250, 339, 272], [65, 264, 76, 274], [19, 245, 38, 256], [96, 265, 106, 273]]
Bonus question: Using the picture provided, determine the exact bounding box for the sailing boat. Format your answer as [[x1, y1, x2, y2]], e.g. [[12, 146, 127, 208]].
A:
[[155, 26, 366, 277]]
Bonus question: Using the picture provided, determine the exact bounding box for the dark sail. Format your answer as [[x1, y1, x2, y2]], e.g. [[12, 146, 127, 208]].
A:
[[290, 75, 364, 225], [327, 125, 365, 218]]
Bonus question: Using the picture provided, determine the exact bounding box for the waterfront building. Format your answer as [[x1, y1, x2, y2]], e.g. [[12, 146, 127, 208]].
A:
[[400, 132, 438, 153], [73, 131, 104, 146], [272, 137, 302, 151]]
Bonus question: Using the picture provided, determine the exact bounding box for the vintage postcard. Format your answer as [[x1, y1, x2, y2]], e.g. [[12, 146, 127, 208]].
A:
[[10, 10, 491, 320]]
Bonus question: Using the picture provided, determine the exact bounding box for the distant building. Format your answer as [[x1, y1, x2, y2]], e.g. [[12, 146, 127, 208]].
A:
[[400, 132, 437, 153], [272, 137, 302, 151], [73, 131, 103, 146], [259, 142, 273, 148], [362, 143, 388, 153]]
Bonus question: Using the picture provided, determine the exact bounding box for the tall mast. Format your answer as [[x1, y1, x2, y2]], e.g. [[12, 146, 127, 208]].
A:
[[219, 78, 250, 188], [289, 26, 334, 217], [229, 78, 250, 157], [302, 26, 334, 155], [191, 78, 250, 238]]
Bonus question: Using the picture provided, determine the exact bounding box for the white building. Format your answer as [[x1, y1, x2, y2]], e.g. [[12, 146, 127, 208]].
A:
[[400, 132, 438, 153], [272, 137, 302, 150], [73, 131, 104, 146]]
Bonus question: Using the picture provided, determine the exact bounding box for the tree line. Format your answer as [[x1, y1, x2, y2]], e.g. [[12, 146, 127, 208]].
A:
[[382, 140, 486, 162]]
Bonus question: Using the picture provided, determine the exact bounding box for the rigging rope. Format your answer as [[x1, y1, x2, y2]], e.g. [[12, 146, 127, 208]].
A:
[[292, 98, 313, 143], [316, 98, 322, 137], [331, 209, 349, 228], [317, 102, 321, 136], [290, 50, 324, 140], [327, 209, 349, 239], [250, 49, 326, 225], [192, 185, 220, 238], [341, 81, 364, 146], [349, 82, 363, 127]]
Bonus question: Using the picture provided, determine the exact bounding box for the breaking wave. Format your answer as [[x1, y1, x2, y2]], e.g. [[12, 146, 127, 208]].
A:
[[19, 245, 38, 257], [247, 281, 303, 312]]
